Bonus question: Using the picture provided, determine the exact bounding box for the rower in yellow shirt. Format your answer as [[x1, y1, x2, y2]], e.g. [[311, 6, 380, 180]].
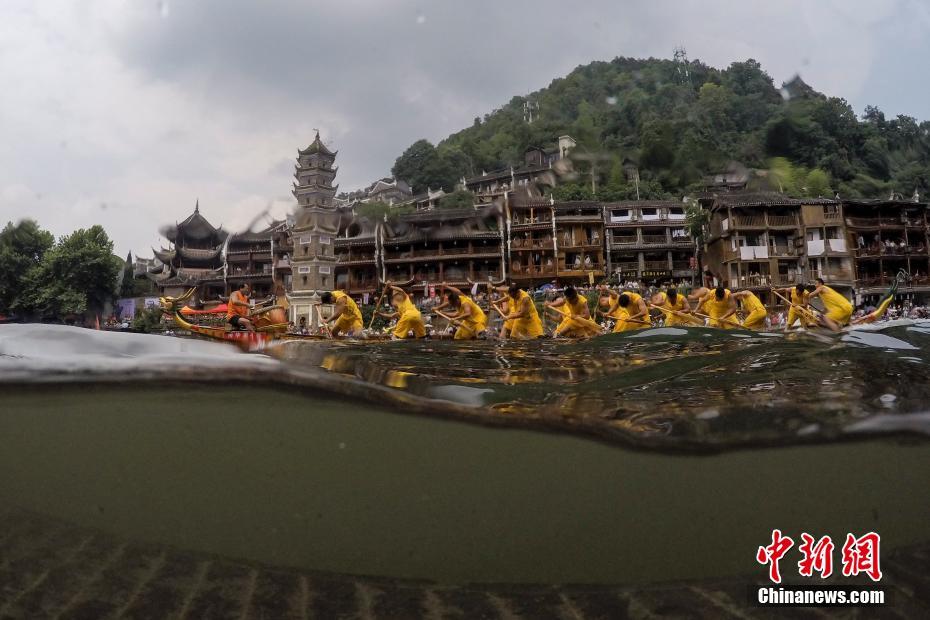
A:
[[731, 290, 767, 330], [697, 286, 739, 328], [652, 287, 699, 326], [434, 283, 488, 340], [603, 287, 650, 332], [320, 290, 364, 337], [499, 283, 544, 340], [808, 277, 853, 331], [377, 284, 426, 339], [775, 283, 813, 331], [545, 285, 603, 338]]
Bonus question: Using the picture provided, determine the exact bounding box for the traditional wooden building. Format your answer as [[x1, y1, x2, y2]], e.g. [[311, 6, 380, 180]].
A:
[[506, 196, 557, 283], [463, 137, 575, 203], [553, 202, 605, 282], [701, 193, 853, 304], [603, 201, 693, 283], [288, 132, 341, 325], [145, 202, 289, 303], [379, 206, 505, 290], [334, 212, 380, 298], [843, 196, 930, 302]]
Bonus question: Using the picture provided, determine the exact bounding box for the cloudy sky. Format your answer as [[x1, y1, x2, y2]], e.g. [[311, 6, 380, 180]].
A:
[[2, 0, 929, 257]]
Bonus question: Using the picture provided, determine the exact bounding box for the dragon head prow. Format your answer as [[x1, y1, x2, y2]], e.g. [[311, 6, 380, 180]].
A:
[[159, 287, 196, 311]]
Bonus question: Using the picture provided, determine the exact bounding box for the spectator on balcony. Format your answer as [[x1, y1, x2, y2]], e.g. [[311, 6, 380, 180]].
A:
[[573, 255, 582, 269], [584, 255, 593, 268], [857, 235, 865, 249]]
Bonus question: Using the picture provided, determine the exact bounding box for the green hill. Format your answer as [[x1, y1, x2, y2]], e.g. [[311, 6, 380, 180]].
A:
[[391, 57, 930, 200]]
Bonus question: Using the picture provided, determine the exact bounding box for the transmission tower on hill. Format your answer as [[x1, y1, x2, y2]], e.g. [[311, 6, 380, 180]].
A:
[[523, 99, 538, 124], [674, 46, 693, 88]]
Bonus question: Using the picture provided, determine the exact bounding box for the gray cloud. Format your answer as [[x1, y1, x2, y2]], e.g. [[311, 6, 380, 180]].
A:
[[1, 0, 928, 257]]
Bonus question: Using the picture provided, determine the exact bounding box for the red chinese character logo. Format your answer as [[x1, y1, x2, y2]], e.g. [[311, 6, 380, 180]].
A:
[[757, 529, 794, 583], [841, 532, 882, 581], [797, 533, 834, 578]]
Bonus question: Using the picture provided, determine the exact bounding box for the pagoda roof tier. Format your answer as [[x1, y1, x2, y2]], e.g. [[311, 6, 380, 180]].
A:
[[162, 202, 228, 242], [178, 246, 222, 262], [298, 132, 337, 157], [153, 248, 176, 263], [295, 164, 337, 175], [293, 181, 338, 194], [145, 266, 172, 283], [229, 220, 287, 244]]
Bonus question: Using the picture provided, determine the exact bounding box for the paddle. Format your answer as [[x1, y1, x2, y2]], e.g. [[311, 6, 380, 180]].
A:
[[368, 284, 388, 331], [689, 309, 740, 327], [771, 289, 819, 324], [315, 304, 333, 339], [434, 308, 469, 333], [647, 303, 704, 326]]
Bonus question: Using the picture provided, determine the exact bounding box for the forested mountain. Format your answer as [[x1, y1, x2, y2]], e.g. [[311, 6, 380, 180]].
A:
[[391, 57, 930, 201]]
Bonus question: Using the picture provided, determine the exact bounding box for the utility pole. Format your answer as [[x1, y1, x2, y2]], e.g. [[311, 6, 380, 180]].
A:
[[673, 46, 692, 88]]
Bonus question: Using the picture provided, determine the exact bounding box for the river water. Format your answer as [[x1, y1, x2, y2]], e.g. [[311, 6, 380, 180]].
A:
[[2, 322, 930, 588]]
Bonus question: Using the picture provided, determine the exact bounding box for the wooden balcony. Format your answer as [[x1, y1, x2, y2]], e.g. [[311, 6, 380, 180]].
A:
[[641, 234, 670, 245], [511, 264, 558, 278], [511, 239, 553, 250], [611, 235, 638, 246], [731, 216, 766, 228], [642, 260, 670, 271], [766, 215, 797, 228], [808, 270, 854, 283]]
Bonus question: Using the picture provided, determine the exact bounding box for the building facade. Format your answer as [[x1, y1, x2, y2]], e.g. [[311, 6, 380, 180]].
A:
[[145, 202, 289, 304], [701, 193, 848, 304], [844, 197, 930, 303], [603, 200, 694, 282]]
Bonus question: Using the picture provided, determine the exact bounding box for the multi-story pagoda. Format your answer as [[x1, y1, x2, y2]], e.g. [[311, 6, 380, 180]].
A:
[[288, 132, 341, 326], [148, 201, 227, 298], [144, 201, 291, 303]]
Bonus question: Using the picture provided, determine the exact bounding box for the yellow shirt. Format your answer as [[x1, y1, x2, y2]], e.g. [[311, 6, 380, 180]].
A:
[[703, 289, 736, 328], [741, 291, 766, 315], [566, 296, 589, 317], [509, 290, 543, 338], [819, 286, 852, 314], [392, 294, 426, 339], [613, 291, 648, 332], [458, 295, 488, 333], [332, 290, 363, 323]]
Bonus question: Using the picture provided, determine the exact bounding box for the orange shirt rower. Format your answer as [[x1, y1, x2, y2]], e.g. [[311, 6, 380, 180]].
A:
[[226, 283, 255, 332]]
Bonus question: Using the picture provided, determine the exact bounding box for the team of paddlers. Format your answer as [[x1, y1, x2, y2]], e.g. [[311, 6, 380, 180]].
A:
[[313, 276, 897, 340]]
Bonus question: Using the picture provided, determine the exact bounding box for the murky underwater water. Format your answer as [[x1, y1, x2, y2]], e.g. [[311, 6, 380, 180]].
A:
[[2, 322, 930, 588]]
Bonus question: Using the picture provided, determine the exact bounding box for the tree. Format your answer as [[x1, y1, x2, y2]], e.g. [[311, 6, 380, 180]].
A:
[[132, 306, 163, 333], [20, 225, 122, 319], [805, 169, 832, 197], [384, 57, 930, 201], [391, 140, 466, 194], [0, 220, 54, 315], [354, 201, 414, 221], [437, 190, 474, 210]]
